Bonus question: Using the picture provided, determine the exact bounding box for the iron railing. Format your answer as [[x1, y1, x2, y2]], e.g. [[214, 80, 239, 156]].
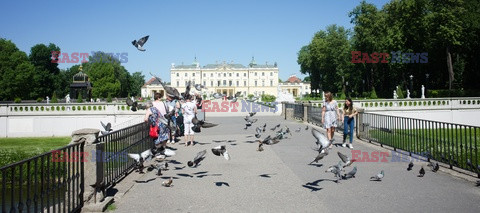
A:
[[293, 104, 304, 120], [359, 112, 480, 176], [97, 122, 151, 188], [307, 105, 322, 126], [0, 142, 85, 213]]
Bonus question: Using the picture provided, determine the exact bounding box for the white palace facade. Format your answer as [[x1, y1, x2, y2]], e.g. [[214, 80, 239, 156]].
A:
[[142, 58, 280, 99]]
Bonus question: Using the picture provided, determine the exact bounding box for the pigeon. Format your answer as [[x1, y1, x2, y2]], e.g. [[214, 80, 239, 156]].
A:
[[255, 127, 262, 138], [154, 162, 169, 176], [100, 121, 112, 132], [257, 135, 279, 151], [244, 116, 258, 124], [194, 84, 206, 91], [343, 166, 357, 179], [127, 149, 153, 173], [213, 93, 224, 99], [230, 97, 237, 102], [476, 180, 480, 187], [295, 127, 301, 133], [312, 128, 331, 154], [188, 150, 207, 167], [211, 145, 230, 160], [150, 73, 181, 99], [337, 152, 356, 168], [432, 162, 439, 172], [309, 149, 329, 164], [370, 170, 384, 181], [305, 125, 309, 130], [249, 112, 256, 117], [407, 160, 414, 171], [192, 117, 218, 132], [285, 126, 292, 136], [162, 177, 173, 187], [418, 166, 425, 177], [270, 126, 277, 131], [184, 81, 192, 99], [262, 123, 266, 132], [325, 162, 343, 181], [132, 35, 149, 51]]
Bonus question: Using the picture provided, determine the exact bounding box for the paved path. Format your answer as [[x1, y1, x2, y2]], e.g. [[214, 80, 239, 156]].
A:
[[113, 116, 480, 213]]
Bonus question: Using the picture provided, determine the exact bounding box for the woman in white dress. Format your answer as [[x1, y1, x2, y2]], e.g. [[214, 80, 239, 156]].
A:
[[322, 92, 342, 148]]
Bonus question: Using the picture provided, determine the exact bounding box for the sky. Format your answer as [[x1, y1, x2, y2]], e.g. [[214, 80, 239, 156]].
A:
[[0, 0, 389, 82]]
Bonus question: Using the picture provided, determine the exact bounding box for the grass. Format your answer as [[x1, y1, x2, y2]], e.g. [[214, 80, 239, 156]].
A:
[[106, 203, 116, 212], [368, 128, 480, 171], [0, 137, 70, 167]]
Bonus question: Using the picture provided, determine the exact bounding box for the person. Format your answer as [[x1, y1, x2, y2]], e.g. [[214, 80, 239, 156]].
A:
[[342, 98, 358, 149], [195, 93, 204, 120], [165, 94, 181, 144], [321, 92, 341, 148], [144, 97, 169, 151], [182, 94, 198, 146]]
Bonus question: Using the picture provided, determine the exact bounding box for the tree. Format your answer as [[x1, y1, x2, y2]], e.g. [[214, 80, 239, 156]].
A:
[[0, 38, 36, 100], [303, 76, 311, 82], [129, 72, 145, 97], [29, 43, 61, 98], [278, 78, 283, 83]]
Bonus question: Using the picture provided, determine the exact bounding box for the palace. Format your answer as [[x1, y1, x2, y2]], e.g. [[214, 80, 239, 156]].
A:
[[142, 57, 280, 99]]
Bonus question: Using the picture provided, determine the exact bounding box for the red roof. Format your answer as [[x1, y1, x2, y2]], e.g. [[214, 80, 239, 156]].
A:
[[286, 75, 302, 83]]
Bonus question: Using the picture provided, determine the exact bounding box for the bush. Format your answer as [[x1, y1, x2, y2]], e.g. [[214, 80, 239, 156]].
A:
[[247, 94, 254, 100], [370, 87, 378, 99], [339, 91, 346, 99], [107, 93, 112, 103], [77, 93, 83, 103], [427, 89, 480, 98], [36, 98, 43, 103], [14, 98, 21, 103], [261, 94, 276, 103], [51, 91, 58, 103]]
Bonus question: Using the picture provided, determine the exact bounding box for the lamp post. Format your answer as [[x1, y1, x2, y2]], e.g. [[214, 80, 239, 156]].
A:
[[425, 73, 429, 98], [409, 75, 414, 94]]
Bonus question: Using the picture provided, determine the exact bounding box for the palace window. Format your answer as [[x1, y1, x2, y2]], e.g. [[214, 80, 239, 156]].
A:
[[262, 72, 265, 76], [262, 80, 265, 86], [193, 73, 195, 77], [203, 73, 206, 77], [224, 73, 226, 77], [223, 80, 226, 86], [229, 73, 232, 77], [211, 73, 213, 77], [203, 81, 206, 86], [236, 73, 239, 77], [176, 81, 179, 87], [270, 80, 273, 86], [211, 81, 213, 87], [176, 73, 179, 77], [244, 73, 246, 77], [244, 81, 247, 86], [255, 81, 257, 86], [236, 81, 239, 86], [218, 81, 221, 86], [270, 72, 273, 76], [185, 73, 188, 77], [229, 80, 232, 86], [254, 72, 257, 76]]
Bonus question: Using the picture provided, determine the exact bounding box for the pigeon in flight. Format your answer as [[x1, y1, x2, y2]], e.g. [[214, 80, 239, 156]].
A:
[[407, 160, 414, 171], [418, 166, 425, 177], [213, 93, 225, 99], [312, 128, 331, 154], [325, 162, 343, 181], [154, 162, 169, 176], [162, 177, 173, 187], [211, 145, 230, 160], [132, 35, 149, 51], [149, 73, 181, 99], [100, 121, 113, 135], [128, 149, 153, 173], [257, 135, 279, 151], [194, 84, 206, 91], [309, 149, 328, 165], [370, 170, 384, 181], [188, 150, 207, 167], [343, 166, 357, 179], [192, 117, 218, 133], [255, 127, 262, 138], [337, 152, 356, 168]]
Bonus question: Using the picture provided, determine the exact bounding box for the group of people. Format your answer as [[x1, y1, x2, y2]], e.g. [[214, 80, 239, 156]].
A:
[[144, 92, 203, 152], [321, 92, 358, 149]]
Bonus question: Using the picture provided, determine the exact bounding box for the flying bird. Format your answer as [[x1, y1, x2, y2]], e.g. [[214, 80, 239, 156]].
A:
[[309, 149, 329, 165], [312, 128, 331, 154], [255, 127, 262, 138], [162, 177, 173, 187], [325, 162, 343, 181], [343, 166, 357, 179], [192, 117, 218, 132], [370, 170, 384, 181], [337, 152, 356, 168], [149, 73, 181, 99], [188, 150, 207, 167], [128, 149, 153, 173], [418, 166, 425, 177], [407, 160, 414, 171], [211, 145, 230, 160], [132, 35, 149, 51], [100, 121, 113, 135], [194, 84, 206, 91]]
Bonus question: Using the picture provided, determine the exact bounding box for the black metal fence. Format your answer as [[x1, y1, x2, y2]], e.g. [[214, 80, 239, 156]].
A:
[[1, 142, 85, 213], [293, 104, 304, 120], [97, 122, 151, 189], [359, 112, 480, 176], [307, 105, 322, 126]]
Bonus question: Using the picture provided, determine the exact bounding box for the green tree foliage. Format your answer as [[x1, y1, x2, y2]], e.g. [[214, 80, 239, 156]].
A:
[[29, 43, 61, 98], [298, 0, 479, 98], [77, 93, 83, 103], [129, 72, 145, 97], [396, 86, 405, 99], [0, 39, 36, 101], [51, 91, 58, 103]]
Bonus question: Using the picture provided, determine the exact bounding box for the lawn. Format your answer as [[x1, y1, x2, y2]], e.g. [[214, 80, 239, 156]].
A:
[[368, 128, 480, 172], [0, 137, 71, 168]]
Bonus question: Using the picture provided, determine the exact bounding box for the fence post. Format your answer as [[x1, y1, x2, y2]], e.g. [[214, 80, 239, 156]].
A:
[[70, 128, 106, 207], [281, 102, 286, 119], [356, 108, 364, 139], [303, 103, 310, 122]]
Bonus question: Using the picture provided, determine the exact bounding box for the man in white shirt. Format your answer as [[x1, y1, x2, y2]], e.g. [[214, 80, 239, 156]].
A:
[[182, 94, 197, 146]]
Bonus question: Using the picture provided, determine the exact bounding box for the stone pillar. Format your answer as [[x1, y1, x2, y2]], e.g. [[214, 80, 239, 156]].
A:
[[281, 102, 286, 118], [286, 108, 294, 121], [303, 103, 310, 122], [356, 108, 365, 139], [70, 128, 104, 204]]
